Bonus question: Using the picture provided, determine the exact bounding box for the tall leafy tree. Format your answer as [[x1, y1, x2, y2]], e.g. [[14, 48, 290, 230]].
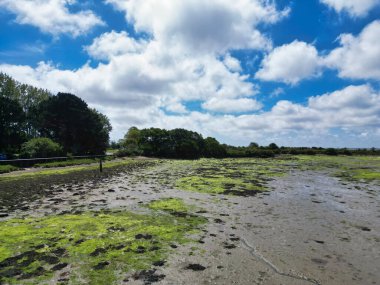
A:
[[36, 93, 111, 154], [0, 96, 26, 155], [0, 73, 52, 138]]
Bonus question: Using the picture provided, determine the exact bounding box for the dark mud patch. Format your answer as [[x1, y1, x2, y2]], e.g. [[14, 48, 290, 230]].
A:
[[132, 269, 166, 284], [93, 261, 110, 270], [185, 264, 206, 271], [0, 161, 155, 211]]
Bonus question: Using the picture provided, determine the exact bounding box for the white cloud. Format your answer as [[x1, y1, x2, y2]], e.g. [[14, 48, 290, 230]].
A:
[[320, 0, 380, 17], [1, 0, 379, 147], [85, 31, 148, 61], [255, 40, 322, 85], [223, 54, 242, 73], [308, 85, 376, 111], [2, 56, 379, 146], [270, 87, 285, 98], [202, 97, 263, 113], [0, 0, 104, 37], [324, 20, 380, 81], [106, 0, 290, 53]]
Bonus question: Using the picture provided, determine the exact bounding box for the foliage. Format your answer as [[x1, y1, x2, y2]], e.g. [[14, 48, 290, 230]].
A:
[[0, 96, 26, 155], [35, 93, 112, 155], [20, 137, 63, 158], [118, 127, 143, 156], [203, 137, 226, 158], [0, 165, 19, 174], [120, 127, 225, 159], [268, 143, 279, 150], [0, 72, 51, 138]]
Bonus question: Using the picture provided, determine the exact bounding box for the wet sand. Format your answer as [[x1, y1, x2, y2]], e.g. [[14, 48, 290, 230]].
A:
[[1, 162, 379, 285]]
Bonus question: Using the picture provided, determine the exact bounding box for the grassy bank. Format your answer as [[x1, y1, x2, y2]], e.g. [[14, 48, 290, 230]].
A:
[[0, 159, 146, 182], [0, 165, 19, 174]]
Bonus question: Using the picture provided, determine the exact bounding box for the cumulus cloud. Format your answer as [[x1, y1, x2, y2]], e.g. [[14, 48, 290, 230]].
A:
[[0, 0, 104, 37], [202, 97, 263, 113], [1, 0, 379, 147], [106, 0, 289, 53], [255, 40, 322, 85], [324, 20, 380, 81], [223, 54, 242, 73], [85, 31, 148, 61], [320, 0, 380, 17]]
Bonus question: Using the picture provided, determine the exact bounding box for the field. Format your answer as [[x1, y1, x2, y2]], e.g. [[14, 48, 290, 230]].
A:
[[0, 156, 379, 285]]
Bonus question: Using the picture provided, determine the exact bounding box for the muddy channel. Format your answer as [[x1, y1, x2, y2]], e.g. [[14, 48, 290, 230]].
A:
[[0, 161, 379, 285]]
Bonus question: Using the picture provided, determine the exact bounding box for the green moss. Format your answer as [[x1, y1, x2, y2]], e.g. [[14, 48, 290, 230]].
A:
[[0, 206, 206, 284]]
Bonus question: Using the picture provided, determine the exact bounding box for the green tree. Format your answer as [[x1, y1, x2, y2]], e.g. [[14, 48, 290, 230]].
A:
[[119, 126, 142, 155], [0, 72, 52, 138], [20, 138, 63, 158], [204, 137, 226, 158], [36, 93, 111, 154], [268, 143, 279, 150], [0, 96, 26, 155], [249, 142, 259, 148]]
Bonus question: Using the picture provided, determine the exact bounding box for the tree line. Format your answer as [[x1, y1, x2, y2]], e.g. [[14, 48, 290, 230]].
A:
[[114, 127, 380, 159], [0, 73, 111, 158]]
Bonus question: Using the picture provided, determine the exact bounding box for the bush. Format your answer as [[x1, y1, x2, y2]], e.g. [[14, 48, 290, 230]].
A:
[[115, 147, 142, 157], [0, 164, 19, 174], [20, 138, 63, 158], [325, 148, 338, 156]]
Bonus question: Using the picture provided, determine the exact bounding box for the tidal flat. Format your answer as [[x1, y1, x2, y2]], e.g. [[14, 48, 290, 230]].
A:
[[0, 156, 379, 285]]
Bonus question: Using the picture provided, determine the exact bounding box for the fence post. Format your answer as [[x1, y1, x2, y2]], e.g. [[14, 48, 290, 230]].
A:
[[99, 158, 103, 172]]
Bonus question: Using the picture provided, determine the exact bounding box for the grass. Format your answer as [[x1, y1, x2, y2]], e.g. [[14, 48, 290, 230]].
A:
[[0, 165, 19, 174], [0, 200, 206, 284], [34, 158, 98, 168], [0, 159, 144, 182]]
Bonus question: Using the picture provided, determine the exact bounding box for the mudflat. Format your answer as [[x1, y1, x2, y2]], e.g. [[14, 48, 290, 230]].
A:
[[0, 156, 379, 285]]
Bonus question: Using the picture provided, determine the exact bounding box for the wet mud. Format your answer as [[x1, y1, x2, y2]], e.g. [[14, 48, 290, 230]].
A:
[[0, 157, 379, 284]]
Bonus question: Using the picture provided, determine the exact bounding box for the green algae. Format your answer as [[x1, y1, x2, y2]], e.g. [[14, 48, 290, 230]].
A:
[[147, 198, 194, 213], [294, 155, 380, 183], [169, 158, 288, 196], [0, 205, 206, 284]]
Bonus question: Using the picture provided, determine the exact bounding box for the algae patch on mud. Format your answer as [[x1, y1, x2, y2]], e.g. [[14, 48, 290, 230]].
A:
[[295, 156, 380, 183], [172, 158, 287, 196], [0, 206, 206, 284]]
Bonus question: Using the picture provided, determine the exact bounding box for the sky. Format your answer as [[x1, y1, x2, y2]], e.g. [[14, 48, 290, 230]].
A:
[[0, 0, 380, 148]]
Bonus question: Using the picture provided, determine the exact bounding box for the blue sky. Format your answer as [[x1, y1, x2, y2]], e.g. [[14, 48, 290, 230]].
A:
[[0, 0, 379, 147]]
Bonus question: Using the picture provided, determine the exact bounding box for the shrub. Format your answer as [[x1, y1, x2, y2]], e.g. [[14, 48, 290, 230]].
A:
[[20, 138, 63, 158], [0, 164, 19, 174], [325, 148, 338, 156]]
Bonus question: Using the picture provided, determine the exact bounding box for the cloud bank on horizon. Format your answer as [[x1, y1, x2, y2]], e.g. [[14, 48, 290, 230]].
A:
[[0, 0, 379, 148]]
